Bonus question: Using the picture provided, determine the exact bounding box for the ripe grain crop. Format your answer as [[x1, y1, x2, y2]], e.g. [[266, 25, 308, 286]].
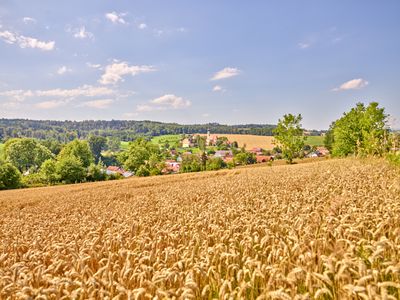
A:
[[198, 134, 277, 150], [0, 158, 399, 299]]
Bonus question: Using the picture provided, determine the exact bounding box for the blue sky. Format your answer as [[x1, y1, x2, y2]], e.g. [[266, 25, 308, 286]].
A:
[[0, 1, 399, 129]]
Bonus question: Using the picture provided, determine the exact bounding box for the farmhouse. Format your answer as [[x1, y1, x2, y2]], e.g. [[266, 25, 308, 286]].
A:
[[256, 155, 274, 163], [182, 138, 194, 148], [316, 146, 330, 156], [249, 147, 264, 156], [214, 150, 233, 158], [106, 166, 133, 177], [163, 160, 181, 174]]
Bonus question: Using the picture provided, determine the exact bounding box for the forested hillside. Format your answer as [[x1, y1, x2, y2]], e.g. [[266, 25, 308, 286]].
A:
[[0, 119, 289, 142]]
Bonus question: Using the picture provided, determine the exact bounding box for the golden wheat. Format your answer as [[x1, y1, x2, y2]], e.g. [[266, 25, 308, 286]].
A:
[[0, 158, 399, 299]]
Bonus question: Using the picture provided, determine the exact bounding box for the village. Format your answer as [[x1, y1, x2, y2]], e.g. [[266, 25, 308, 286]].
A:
[[105, 131, 330, 177]]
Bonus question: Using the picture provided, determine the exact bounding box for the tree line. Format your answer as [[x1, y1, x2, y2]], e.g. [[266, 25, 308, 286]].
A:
[[273, 101, 399, 164], [0, 119, 288, 142], [1, 101, 399, 190]]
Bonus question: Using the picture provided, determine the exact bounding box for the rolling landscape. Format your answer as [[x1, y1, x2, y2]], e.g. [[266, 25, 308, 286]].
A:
[[1, 158, 399, 299], [1, 1, 400, 299]]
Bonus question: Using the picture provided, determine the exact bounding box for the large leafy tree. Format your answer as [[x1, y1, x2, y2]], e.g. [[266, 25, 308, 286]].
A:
[[3, 138, 53, 172], [56, 156, 86, 184], [58, 140, 94, 168], [88, 135, 108, 163], [117, 138, 160, 173], [273, 114, 306, 164], [331, 102, 388, 156]]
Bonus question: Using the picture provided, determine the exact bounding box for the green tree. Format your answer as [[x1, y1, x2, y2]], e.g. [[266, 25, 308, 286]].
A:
[[136, 165, 150, 177], [331, 102, 388, 157], [118, 138, 160, 172], [3, 138, 53, 171], [181, 155, 202, 173], [323, 123, 335, 151], [58, 140, 93, 168], [56, 156, 86, 184], [87, 162, 106, 181], [273, 114, 306, 164], [0, 161, 21, 190], [40, 159, 59, 184], [88, 135, 108, 163], [39, 140, 63, 155], [206, 157, 226, 171], [196, 136, 207, 151], [107, 136, 121, 152], [234, 152, 256, 165]]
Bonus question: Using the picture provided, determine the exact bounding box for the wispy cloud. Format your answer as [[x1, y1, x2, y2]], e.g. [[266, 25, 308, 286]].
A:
[[22, 17, 37, 24], [298, 42, 311, 49], [99, 61, 156, 85], [73, 26, 94, 40], [136, 94, 191, 112], [35, 100, 69, 109], [79, 99, 114, 109], [105, 12, 127, 24], [0, 85, 115, 102], [138, 23, 147, 30], [57, 66, 72, 75], [212, 85, 225, 92], [332, 78, 369, 91], [0, 29, 55, 51], [211, 67, 240, 81], [86, 62, 102, 70]]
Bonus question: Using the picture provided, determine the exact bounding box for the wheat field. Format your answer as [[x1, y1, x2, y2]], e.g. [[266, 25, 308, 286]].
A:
[[0, 158, 400, 299]]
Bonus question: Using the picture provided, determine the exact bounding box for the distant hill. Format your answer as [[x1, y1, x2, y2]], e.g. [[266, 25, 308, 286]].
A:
[[0, 119, 324, 142]]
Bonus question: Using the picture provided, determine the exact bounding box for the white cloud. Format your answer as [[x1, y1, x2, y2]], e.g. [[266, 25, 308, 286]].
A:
[[57, 66, 72, 75], [333, 78, 369, 91], [211, 67, 240, 81], [298, 42, 311, 49], [0, 85, 115, 101], [22, 17, 37, 24], [79, 99, 114, 109], [73, 26, 94, 40], [36, 85, 115, 98], [202, 113, 210, 117], [86, 62, 102, 70], [105, 12, 127, 24], [212, 85, 226, 92], [35, 100, 68, 109], [0, 89, 34, 102], [138, 23, 147, 29], [137, 94, 191, 112], [99, 61, 156, 85], [0, 29, 55, 51]]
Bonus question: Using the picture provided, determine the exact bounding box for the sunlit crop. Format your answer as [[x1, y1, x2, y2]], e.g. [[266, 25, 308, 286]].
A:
[[0, 158, 399, 299]]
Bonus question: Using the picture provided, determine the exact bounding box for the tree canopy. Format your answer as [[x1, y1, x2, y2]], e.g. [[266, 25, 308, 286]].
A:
[[329, 102, 388, 157], [58, 140, 94, 168], [273, 114, 306, 164], [117, 138, 161, 174], [3, 138, 53, 171]]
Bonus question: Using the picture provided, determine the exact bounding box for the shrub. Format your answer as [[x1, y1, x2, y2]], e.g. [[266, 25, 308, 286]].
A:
[[56, 156, 86, 184], [40, 159, 59, 184], [136, 165, 150, 177], [87, 163, 106, 182], [0, 162, 22, 190], [21, 173, 46, 187]]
